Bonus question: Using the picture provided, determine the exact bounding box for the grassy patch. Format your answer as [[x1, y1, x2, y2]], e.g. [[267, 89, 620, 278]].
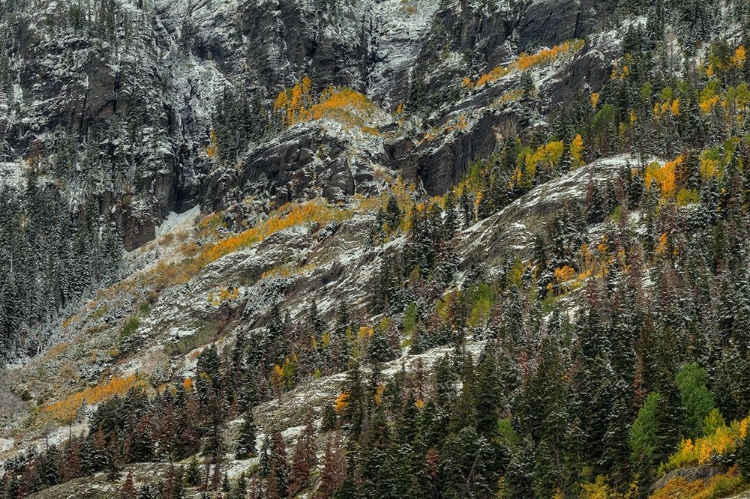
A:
[[90, 304, 109, 320], [139, 301, 151, 315], [163, 326, 217, 357], [119, 316, 140, 341]]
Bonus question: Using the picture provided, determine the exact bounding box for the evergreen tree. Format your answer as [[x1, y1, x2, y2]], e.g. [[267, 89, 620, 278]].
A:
[[289, 413, 317, 496], [121, 471, 136, 499], [185, 456, 201, 486], [236, 411, 257, 459], [439, 427, 495, 499]]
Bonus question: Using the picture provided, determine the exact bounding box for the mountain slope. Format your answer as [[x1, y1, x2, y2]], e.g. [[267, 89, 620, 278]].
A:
[[4, 1, 750, 498]]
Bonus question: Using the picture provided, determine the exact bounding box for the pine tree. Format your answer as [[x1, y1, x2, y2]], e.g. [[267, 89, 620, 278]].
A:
[[127, 418, 154, 462], [443, 190, 458, 237], [236, 411, 258, 459], [675, 362, 715, 439], [106, 451, 121, 482], [137, 484, 155, 499], [738, 430, 750, 481], [319, 433, 347, 498], [266, 431, 289, 499], [289, 413, 317, 496], [185, 456, 201, 486], [368, 329, 394, 364], [438, 427, 495, 499], [321, 403, 338, 431], [385, 194, 402, 230], [475, 353, 504, 438], [121, 471, 136, 499], [308, 299, 327, 338], [162, 464, 184, 499], [231, 472, 248, 499], [448, 355, 477, 433], [201, 397, 225, 490]]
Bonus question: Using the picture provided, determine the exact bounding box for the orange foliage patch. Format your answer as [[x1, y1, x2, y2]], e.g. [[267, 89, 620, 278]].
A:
[[61, 315, 76, 329], [335, 392, 350, 414], [206, 129, 218, 158], [46, 342, 70, 359], [554, 265, 576, 283], [274, 77, 375, 127], [42, 374, 144, 424], [463, 40, 584, 89], [194, 200, 351, 269], [645, 156, 682, 198], [650, 466, 745, 499]]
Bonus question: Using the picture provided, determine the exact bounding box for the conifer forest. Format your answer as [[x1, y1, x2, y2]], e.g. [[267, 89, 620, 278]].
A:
[[5, 0, 750, 498]]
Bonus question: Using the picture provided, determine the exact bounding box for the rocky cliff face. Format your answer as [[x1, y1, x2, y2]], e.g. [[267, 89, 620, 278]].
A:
[[0, 0, 617, 250]]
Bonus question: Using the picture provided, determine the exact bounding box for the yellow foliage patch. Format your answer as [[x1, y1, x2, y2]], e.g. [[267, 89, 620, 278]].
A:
[[671, 98, 680, 116], [733, 45, 747, 68], [521, 141, 565, 185], [582, 475, 638, 499], [667, 417, 750, 470], [700, 95, 720, 114], [700, 152, 720, 179], [491, 88, 524, 108], [373, 383, 385, 405], [650, 466, 745, 499], [261, 263, 316, 280], [206, 129, 218, 158], [571, 134, 585, 169], [653, 98, 680, 118], [590, 92, 600, 109], [193, 199, 351, 273], [133, 199, 351, 299], [208, 287, 240, 306]]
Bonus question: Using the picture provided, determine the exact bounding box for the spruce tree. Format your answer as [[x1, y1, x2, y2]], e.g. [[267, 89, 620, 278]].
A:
[[235, 411, 257, 459]]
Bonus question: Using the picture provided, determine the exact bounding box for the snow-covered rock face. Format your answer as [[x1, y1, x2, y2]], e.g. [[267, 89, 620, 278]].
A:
[[0, 0, 618, 250], [457, 154, 646, 265], [0, 0, 233, 249]]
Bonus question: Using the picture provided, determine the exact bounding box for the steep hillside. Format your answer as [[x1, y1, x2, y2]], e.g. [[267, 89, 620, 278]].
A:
[[4, 0, 750, 498]]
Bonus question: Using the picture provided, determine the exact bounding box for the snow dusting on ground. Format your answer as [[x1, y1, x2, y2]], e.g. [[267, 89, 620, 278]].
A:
[[155, 205, 201, 238]]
